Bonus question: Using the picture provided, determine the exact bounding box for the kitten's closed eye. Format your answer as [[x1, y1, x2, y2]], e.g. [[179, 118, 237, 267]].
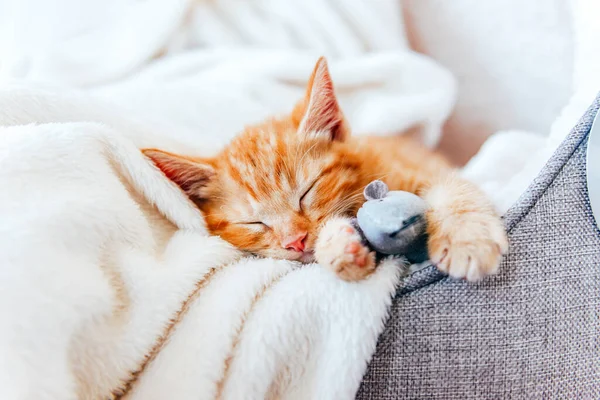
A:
[[299, 179, 320, 211], [239, 221, 269, 229]]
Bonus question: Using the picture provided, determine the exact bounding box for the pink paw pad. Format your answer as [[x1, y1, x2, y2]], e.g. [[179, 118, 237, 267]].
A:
[[344, 241, 368, 268], [345, 242, 360, 254], [355, 254, 367, 268]]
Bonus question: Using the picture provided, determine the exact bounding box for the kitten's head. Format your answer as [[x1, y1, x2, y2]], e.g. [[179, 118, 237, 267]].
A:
[[144, 57, 367, 261]]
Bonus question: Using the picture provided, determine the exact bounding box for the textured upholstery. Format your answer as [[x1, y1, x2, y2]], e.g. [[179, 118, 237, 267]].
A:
[[357, 95, 600, 399]]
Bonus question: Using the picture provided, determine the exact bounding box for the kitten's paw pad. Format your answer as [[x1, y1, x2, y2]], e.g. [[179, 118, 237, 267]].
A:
[[315, 218, 376, 282], [429, 214, 508, 281]]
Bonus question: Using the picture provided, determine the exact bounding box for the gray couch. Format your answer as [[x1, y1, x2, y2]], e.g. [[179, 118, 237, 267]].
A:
[[357, 96, 600, 399]]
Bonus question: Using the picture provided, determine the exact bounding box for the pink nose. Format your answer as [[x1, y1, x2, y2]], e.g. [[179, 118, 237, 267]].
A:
[[282, 232, 307, 252]]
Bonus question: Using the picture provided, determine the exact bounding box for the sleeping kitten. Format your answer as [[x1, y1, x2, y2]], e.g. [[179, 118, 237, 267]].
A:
[[143, 57, 507, 282]]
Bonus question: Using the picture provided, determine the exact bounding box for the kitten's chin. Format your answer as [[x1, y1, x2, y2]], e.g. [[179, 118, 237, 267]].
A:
[[286, 250, 315, 264], [299, 251, 315, 263], [258, 250, 315, 264]]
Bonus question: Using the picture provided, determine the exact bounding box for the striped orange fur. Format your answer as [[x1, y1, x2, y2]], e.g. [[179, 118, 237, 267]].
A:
[[144, 57, 507, 281]]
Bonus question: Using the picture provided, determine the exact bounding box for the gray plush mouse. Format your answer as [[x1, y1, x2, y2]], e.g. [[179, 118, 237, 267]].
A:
[[353, 180, 430, 264]]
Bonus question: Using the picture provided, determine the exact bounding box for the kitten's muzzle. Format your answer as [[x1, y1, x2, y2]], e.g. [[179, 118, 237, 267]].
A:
[[281, 232, 308, 252]]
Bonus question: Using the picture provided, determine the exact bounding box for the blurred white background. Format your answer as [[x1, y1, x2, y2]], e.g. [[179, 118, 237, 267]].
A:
[[404, 0, 573, 164]]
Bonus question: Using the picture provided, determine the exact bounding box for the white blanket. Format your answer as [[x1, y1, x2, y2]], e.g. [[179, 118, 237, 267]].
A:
[[0, 0, 456, 148], [0, 108, 402, 399], [0, 1, 456, 399]]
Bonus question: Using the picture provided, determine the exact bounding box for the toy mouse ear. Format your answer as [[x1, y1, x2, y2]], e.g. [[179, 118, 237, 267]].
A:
[[364, 180, 389, 200]]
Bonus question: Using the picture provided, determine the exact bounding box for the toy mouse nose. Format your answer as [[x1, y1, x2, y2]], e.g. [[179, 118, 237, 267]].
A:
[[282, 232, 307, 252]]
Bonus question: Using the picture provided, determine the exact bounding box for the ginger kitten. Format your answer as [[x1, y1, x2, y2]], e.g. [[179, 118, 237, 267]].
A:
[[143, 57, 507, 282]]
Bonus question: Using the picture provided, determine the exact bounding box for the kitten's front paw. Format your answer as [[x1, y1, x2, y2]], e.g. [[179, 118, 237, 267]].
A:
[[315, 218, 376, 282], [428, 212, 508, 281]]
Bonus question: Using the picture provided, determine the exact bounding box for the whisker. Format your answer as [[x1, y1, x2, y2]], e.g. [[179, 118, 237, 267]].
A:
[[323, 191, 364, 217], [296, 141, 321, 171], [365, 171, 393, 181]]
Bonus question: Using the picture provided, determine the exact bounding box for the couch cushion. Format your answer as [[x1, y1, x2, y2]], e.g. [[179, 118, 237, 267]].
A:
[[357, 95, 600, 399]]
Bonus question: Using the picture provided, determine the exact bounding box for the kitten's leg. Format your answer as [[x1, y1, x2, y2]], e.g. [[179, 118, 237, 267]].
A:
[[423, 173, 508, 281], [315, 218, 376, 282]]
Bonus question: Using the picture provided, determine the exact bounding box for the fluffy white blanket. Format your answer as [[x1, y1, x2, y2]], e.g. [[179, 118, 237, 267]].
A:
[[0, 1, 456, 399], [0, 101, 402, 399]]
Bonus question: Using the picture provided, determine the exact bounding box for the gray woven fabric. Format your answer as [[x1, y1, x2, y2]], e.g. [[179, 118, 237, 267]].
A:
[[357, 96, 600, 399]]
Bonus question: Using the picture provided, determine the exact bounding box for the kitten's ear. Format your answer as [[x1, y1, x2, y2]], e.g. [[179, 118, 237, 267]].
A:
[[293, 57, 348, 141], [143, 149, 216, 199]]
